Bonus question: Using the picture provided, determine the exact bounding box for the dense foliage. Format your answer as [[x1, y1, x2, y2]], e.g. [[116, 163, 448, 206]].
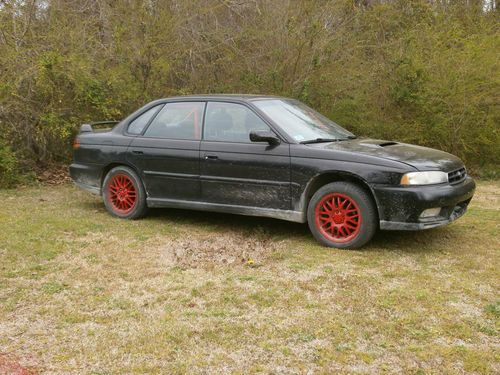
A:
[[0, 0, 498, 186]]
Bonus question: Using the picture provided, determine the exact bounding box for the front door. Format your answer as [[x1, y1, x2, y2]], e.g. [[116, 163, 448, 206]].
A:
[[127, 101, 205, 200], [200, 101, 291, 210]]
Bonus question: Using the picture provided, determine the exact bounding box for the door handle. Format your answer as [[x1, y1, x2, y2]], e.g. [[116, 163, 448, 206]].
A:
[[132, 150, 144, 155], [204, 155, 218, 160]]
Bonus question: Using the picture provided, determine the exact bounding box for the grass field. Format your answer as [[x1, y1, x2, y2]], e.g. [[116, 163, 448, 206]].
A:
[[0, 181, 499, 374]]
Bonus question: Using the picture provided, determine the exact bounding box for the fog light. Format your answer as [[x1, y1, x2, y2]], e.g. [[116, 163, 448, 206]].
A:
[[420, 207, 441, 218]]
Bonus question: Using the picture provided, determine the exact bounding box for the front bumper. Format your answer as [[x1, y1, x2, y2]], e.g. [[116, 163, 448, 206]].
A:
[[373, 176, 475, 231]]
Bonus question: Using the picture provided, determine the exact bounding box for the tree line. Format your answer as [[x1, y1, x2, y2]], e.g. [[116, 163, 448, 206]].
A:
[[0, 0, 498, 186]]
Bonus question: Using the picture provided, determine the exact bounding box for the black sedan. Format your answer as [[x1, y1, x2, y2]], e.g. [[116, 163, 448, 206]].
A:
[[70, 95, 475, 248]]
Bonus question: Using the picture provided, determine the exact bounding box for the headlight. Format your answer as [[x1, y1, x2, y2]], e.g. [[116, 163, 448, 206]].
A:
[[400, 171, 448, 185]]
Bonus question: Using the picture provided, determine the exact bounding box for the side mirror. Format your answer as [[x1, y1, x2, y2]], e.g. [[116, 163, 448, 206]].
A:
[[249, 130, 281, 145]]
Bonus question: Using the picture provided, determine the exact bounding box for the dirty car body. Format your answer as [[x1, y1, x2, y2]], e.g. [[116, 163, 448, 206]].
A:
[[70, 95, 475, 248]]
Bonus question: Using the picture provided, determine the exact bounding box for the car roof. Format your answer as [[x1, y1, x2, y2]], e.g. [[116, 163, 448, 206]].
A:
[[159, 94, 288, 102]]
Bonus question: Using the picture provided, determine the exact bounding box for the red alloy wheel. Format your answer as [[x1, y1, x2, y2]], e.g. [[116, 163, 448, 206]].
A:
[[315, 192, 362, 243], [107, 173, 137, 214]]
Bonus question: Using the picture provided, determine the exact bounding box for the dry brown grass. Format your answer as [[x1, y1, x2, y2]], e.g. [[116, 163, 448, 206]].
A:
[[0, 181, 499, 374]]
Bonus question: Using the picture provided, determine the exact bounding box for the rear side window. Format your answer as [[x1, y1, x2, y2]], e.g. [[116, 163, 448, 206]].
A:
[[127, 105, 162, 135], [143, 102, 205, 140]]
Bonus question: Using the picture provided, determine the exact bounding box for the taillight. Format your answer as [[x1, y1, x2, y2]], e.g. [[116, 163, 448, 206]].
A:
[[73, 137, 81, 149]]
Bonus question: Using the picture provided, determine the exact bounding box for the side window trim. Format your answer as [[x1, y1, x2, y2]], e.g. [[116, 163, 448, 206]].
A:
[[201, 101, 279, 144], [141, 101, 206, 141], [125, 104, 164, 136]]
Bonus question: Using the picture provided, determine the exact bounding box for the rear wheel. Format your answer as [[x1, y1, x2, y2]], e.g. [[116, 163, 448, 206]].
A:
[[307, 182, 377, 249], [102, 166, 148, 219]]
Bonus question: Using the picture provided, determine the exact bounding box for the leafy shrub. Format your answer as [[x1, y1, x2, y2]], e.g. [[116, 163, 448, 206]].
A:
[[0, 142, 21, 188], [0, 0, 498, 186]]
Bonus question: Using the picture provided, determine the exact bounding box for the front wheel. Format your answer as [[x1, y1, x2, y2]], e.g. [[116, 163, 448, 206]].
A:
[[307, 182, 377, 249], [102, 166, 148, 219]]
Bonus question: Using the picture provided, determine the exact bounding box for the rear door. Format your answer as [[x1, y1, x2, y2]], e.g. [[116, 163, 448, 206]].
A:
[[126, 101, 205, 201], [200, 101, 291, 210]]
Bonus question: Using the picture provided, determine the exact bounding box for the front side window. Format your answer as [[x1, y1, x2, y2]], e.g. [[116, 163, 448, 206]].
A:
[[204, 102, 271, 143], [143, 102, 205, 140], [253, 99, 354, 143], [127, 105, 163, 135]]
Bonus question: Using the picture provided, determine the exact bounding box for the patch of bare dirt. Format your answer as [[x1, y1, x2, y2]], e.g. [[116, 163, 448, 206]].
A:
[[0, 353, 37, 375], [35, 164, 71, 185], [159, 232, 285, 269]]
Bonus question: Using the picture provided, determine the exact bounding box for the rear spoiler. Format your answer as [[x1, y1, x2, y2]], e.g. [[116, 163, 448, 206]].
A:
[[79, 121, 120, 133]]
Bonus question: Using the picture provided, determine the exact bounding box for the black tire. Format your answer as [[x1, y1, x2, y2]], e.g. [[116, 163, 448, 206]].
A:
[[102, 166, 148, 219], [307, 182, 377, 249]]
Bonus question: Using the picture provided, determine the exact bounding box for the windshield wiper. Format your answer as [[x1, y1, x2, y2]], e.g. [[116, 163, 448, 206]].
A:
[[300, 138, 344, 144], [300, 138, 337, 144]]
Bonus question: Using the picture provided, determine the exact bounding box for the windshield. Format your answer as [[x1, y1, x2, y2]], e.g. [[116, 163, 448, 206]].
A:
[[253, 99, 354, 143]]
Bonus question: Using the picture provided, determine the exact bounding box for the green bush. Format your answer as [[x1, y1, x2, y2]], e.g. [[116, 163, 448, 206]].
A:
[[0, 0, 498, 186], [0, 142, 22, 188]]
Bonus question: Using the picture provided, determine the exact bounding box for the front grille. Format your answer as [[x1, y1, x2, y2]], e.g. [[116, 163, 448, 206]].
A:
[[448, 167, 467, 184]]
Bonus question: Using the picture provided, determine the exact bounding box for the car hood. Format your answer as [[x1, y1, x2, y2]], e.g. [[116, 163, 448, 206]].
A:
[[313, 138, 464, 172]]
